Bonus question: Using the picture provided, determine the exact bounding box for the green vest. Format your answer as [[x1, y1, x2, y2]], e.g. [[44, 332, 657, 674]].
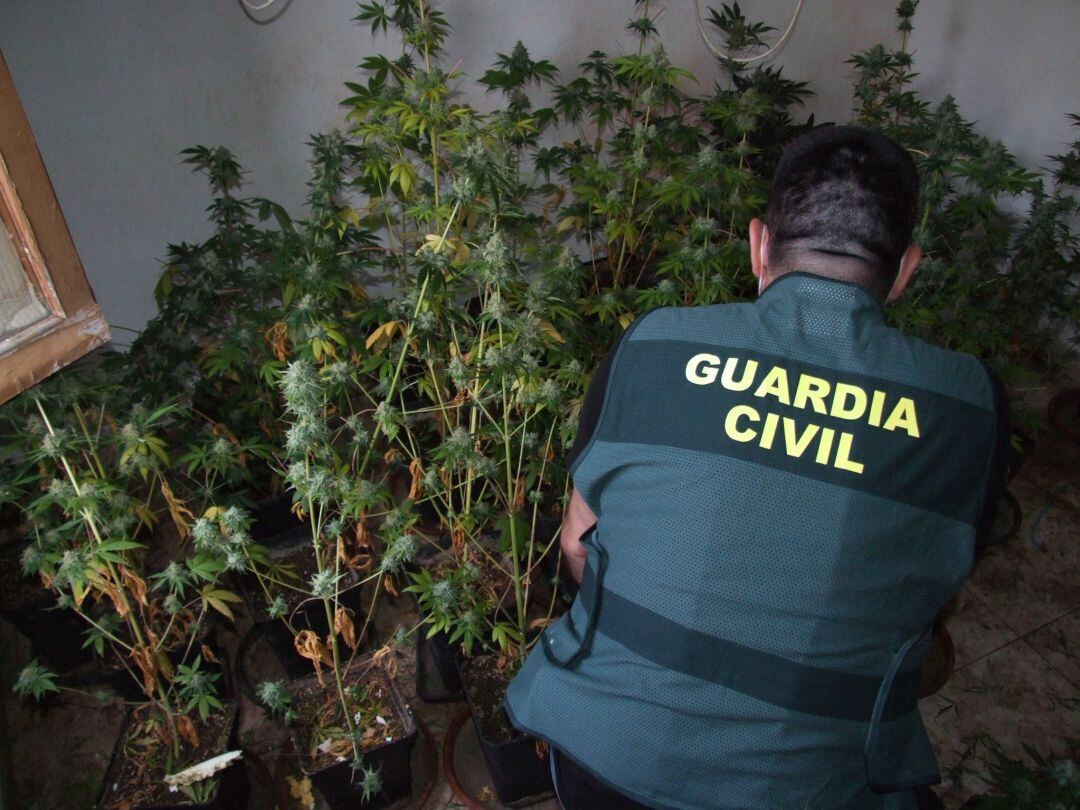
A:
[[506, 273, 1000, 809]]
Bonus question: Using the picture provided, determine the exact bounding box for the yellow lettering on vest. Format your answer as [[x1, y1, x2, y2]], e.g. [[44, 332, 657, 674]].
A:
[[834, 432, 865, 474], [883, 397, 920, 438], [793, 374, 830, 414], [815, 427, 835, 465], [782, 417, 819, 458], [725, 405, 760, 442], [759, 412, 780, 450], [686, 353, 722, 385], [720, 357, 758, 391], [868, 390, 886, 427], [831, 382, 868, 421], [754, 366, 791, 405]]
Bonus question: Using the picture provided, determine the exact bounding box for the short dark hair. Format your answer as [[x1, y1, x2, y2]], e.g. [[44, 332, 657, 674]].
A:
[[764, 125, 919, 297]]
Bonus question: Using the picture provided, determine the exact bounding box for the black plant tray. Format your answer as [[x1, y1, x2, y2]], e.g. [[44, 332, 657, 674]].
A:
[[457, 655, 552, 805], [290, 666, 417, 810]]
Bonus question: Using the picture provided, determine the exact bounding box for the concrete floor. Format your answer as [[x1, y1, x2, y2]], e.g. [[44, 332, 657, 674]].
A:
[[1, 392, 1078, 809]]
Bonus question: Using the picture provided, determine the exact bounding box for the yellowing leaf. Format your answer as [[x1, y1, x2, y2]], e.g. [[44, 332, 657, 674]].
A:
[[537, 318, 565, 343], [339, 206, 362, 228], [365, 321, 403, 354], [287, 776, 315, 810], [557, 215, 584, 234], [202, 587, 242, 621]]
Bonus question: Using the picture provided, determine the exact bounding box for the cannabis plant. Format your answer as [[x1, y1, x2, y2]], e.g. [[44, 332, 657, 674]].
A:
[[7, 382, 237, 767], [961, 737, 1080, 810], [543, 1, 814, 368], [342, 0, 577, 665], [850, 0, 1080, 394], [123, 146, 285, 445]]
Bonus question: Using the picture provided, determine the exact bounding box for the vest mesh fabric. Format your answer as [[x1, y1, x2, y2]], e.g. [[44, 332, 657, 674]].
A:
[[506, 273, 998, 810]]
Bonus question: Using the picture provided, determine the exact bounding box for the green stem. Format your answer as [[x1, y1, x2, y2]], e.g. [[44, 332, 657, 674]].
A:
[[497, 319, 526, 639]]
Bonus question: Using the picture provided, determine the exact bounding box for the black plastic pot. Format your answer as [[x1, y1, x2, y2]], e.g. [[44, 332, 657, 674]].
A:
[[988, 489, 1022, 549], [90, 648, 230, 704], [256, 603, 372, 681], [918, 621, 955, 698], [1049, 387, 1080, 447], [96, 701, 249, 810], [247, 534, 373, 680], [0, 541, 92, 672], [290, 666, 417, 810], [456, 654, 552, 804], [80, 634, 229, 703], [415, 628, 463, 702], [250, 494, 309, 549]]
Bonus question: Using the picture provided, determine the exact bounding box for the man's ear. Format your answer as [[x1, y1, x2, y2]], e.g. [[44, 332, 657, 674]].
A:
[[749, 218, 769, 287], [887, 243, 921, 302]]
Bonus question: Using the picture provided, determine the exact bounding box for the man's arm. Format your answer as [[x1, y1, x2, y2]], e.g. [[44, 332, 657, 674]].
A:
[[974, 362, 1011, 555], [561, 487, 597, 583], [561, 338, 620, 583]]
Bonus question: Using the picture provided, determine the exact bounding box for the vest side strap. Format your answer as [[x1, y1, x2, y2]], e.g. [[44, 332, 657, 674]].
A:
[[581, 582, 921, 723]]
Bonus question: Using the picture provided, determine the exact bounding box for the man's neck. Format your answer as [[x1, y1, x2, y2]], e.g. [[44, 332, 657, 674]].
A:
[[768, 251, 887, 302]]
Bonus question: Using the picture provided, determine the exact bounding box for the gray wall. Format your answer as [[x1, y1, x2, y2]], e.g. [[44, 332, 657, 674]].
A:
[[0, 1, 1075, 340]]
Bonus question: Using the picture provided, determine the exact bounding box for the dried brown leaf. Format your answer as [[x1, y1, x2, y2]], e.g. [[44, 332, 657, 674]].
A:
[[130, 644, 158, 698], [160, 478, 194, 541], [264, 321, 289, 363], [333, 607, 359, 651], [294, 630, 332, 687], [122, 567, 149, 608], [407, 458, 424, 500], [177, 715, 200, 748], [371, 643, 399, 678]]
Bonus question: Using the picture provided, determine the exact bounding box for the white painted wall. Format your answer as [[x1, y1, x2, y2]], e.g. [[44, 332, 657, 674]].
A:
[[908, 0, 1080, 180], [0, 1, 1074, 341]]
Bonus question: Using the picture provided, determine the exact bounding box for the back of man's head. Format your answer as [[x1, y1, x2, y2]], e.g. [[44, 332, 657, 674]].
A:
[[764, 125, 919, 299]]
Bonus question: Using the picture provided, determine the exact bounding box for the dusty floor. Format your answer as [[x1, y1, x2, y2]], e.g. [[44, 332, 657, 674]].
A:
[[919, 420, 1080, 806], [1, 390, 1078, 809]]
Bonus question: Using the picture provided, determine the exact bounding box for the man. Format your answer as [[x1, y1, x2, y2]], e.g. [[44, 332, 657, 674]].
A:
[[505, 125, 1009, 809]]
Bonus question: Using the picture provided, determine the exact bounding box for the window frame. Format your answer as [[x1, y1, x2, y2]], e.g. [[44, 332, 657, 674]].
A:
[[0, 50, 109, 404]]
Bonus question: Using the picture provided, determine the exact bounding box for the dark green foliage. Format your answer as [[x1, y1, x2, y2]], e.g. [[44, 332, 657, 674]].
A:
[[848, 0, 1079, 393], [545, 1, 814, 374]]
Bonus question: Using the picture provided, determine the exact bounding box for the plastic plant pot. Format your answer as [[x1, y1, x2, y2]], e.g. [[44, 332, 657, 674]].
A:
[[88, 646, 228, 704], [415, 627, 463, 702], [289, 664, 417, 810], [456, 654, 553, 805], [0, 541, 91, 672], [248, 537, 373, 680], [1049, 387, 1080, 447], [249, 494, 309, 549], [96, 702, 249, 810]]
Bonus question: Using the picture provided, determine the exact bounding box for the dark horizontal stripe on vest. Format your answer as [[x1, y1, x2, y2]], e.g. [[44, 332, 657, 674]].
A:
[[580, 573, 922, 723], [598, 340, 994, 525]]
